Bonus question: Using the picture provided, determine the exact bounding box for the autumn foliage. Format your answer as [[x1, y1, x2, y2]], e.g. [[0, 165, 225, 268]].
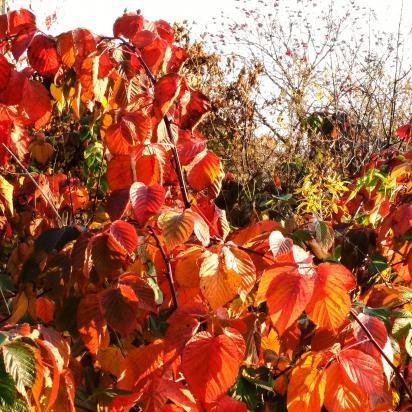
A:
[[0, 8, 411, 412]]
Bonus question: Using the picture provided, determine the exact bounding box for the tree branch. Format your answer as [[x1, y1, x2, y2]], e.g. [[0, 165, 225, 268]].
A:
[[148, 226, 178, 310]]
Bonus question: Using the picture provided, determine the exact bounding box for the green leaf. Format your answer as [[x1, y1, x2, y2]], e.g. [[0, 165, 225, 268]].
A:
[[406, 328, 412, 357], [229, 370, 261, 411], [1, 398, 30, 412], [0, 334, 6, 346], [0, 368, 16, 407], [368, 254, 388, 275], [2, 341, 36, 399], [392, 317, 412, 338], [313, 218, 333, 249]]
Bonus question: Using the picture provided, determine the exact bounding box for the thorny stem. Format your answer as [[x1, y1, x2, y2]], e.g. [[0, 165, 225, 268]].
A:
[[148, 226, 178, 310], [2, 144, 63, 226], [102, 36, 192, 209], [350, 308, 412, 401]]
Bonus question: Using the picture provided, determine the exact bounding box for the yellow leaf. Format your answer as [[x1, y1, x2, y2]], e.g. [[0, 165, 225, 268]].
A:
[[0, 175, 14, 216], [199, 245, 256, 309], [157, 209, 195, 250]]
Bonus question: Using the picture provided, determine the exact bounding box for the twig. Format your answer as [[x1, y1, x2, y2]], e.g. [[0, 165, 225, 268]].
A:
[[148, 226, 178, 310], [100, 36, 192, 209], [350, 308, 412, 400], [2, 144, 63, 226]]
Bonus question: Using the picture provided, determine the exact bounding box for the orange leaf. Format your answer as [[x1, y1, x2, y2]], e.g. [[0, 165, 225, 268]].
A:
[[306, 263, 356, 332], [57, 28, 96, 72], [187, 150, 221, 192], [77, 294, 107, 355], [129, 182, 165, 226], [175, 246, 203, 288], [287, 352, 326, 412], [264, 266, 314, 335], [199, 245, 256, 310], [36, 296, 55, 324], [181, 328, 245, 405], [158, 209, 195, 250], [105, 112, 151, 155], [324, 361, 367, 412], [118, 340, 164, 391]]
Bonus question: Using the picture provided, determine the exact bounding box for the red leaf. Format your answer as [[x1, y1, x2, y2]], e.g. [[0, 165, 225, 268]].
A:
[[180, 89, 211, 130], [141, 37, 168, 75], [99, 285, 140, 337], [129, 182, 165, 226], [338, 349, 384, 396], [324, 361, 367, 412], [0, 55, 12, 91], [396, 122, 412, 142], [21, 79, 52, 128], [213, 396, 248, 412], [77, 294, 107, 355], [153, 74, 184, 120], [7, 9, 36, 35], [109, 220, 138, 254], [182, 328, 245, 405], [7, 9, 37, 60], [113, 12, 144, 40], [167, 46, 189, 73], [28, 34, 61, 77]]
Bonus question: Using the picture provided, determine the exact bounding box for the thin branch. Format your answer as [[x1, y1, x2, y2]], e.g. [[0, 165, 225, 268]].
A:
[[148, 226, 178, 310], [2, 144, 63, 226], [101, 36, 191, 208], [350, 308, 412, 401]]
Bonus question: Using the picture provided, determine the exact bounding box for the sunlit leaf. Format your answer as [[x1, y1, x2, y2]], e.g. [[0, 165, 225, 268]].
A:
[[182, 328, 245, 405]]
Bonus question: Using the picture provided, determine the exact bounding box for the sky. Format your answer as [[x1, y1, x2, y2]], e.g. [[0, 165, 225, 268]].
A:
[[6, 0, 412, 40]]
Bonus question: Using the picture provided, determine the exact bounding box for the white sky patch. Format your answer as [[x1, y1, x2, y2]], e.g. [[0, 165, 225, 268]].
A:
[[6, 0, 411, 39]]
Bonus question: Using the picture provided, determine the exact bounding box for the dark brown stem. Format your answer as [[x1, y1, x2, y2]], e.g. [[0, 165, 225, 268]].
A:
[[148, 226, 178, 310], [2, 144, 63, 226], [101, 36, 191, 209], [350, 308, 412, 400]]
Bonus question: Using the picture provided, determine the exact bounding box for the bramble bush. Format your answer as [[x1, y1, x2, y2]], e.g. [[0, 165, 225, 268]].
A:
[[0, 7, 411, 412]]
